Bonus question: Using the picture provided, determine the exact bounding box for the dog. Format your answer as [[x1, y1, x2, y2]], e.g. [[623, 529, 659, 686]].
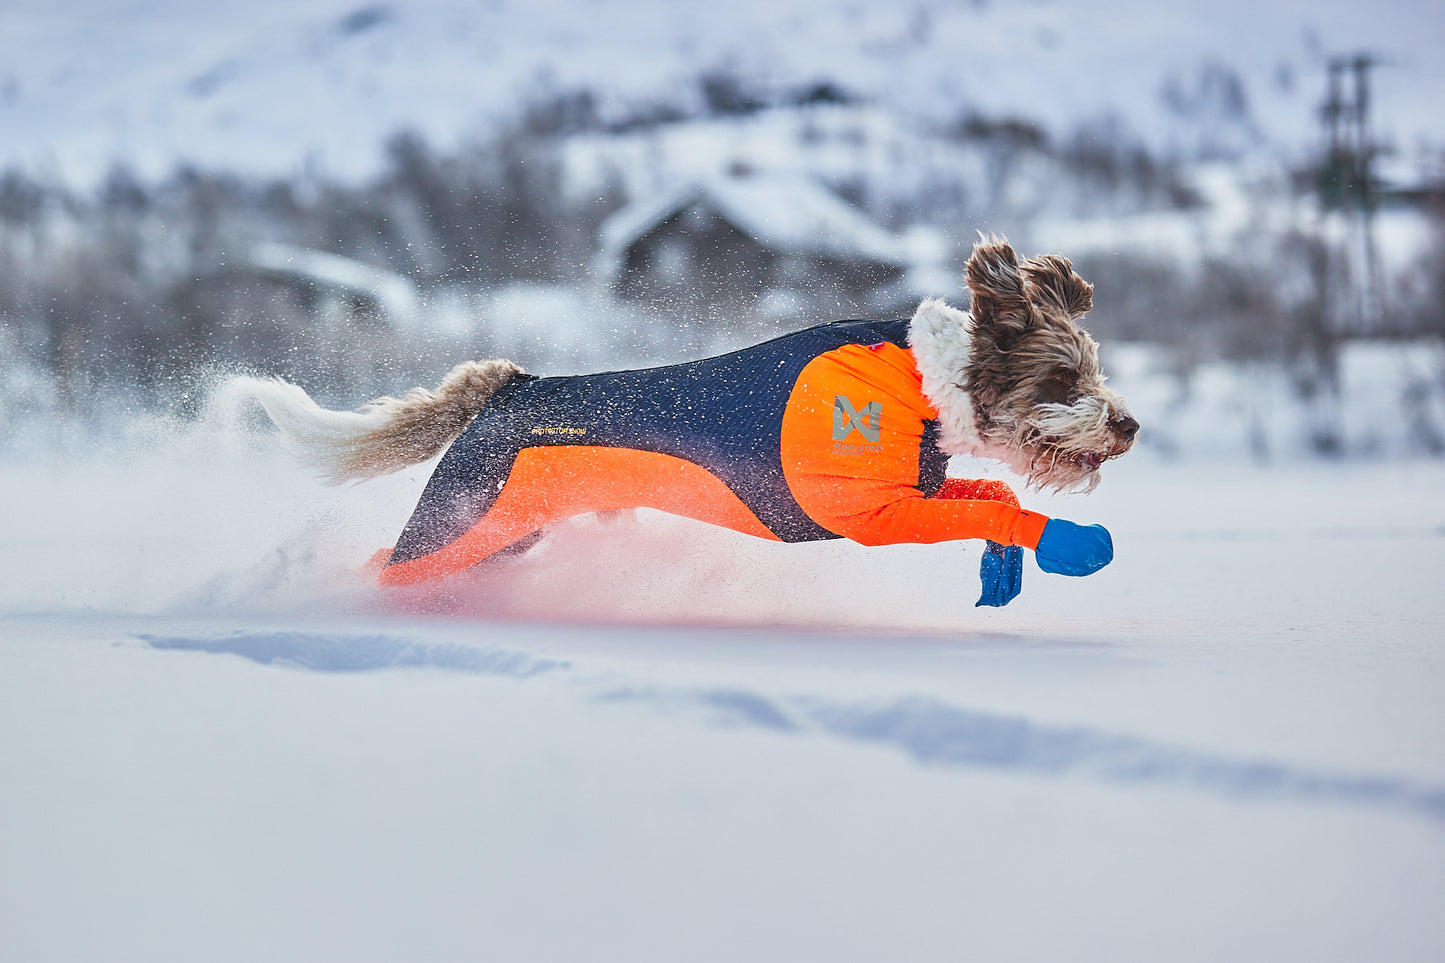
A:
[[232, 236, 1137, 602]]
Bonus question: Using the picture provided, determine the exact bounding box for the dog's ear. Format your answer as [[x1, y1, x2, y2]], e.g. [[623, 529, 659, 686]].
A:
[[1022, 254, 1093, 318], [965, 236, 1030, 350]]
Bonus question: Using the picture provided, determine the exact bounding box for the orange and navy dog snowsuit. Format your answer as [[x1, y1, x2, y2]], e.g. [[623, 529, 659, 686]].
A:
[[377, 319, 1050, 595]]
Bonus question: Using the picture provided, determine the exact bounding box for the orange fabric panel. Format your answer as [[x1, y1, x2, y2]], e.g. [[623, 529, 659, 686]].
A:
[[377, 446, 780, 586], [780, 342, 1049, 549]]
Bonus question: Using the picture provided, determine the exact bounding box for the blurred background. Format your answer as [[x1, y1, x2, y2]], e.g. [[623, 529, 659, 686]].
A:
[[2, 0, 1443, 463]]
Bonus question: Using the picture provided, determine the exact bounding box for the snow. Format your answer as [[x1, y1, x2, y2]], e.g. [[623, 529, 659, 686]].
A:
[[1098, 339, 1445, 461], [2, 411, 1444, 961], [4, 0, 1443, 187], [563, 104, 991, 220], [1031, 163, 1442, 276]]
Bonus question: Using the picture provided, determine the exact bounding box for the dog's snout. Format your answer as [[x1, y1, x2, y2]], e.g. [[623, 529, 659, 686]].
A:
[[1112, 413, 1139, 440]]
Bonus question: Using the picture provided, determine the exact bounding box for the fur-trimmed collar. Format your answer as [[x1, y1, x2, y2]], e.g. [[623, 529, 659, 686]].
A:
[[907, 297, 980, 456]]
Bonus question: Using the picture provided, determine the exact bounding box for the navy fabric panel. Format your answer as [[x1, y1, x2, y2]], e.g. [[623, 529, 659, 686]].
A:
[[917, 420, 948, 496], [390, 318, 918, 564], [388, 380, 542, 563]]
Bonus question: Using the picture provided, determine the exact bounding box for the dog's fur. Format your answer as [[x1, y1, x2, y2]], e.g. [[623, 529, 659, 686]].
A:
[[222, 358, 524, 484], [918, 236, 1136, 491], [231, 236, 1135, 495]]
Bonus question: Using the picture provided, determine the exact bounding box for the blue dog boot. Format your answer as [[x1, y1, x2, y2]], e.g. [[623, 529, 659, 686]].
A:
[[1034, 520, 1114, 576], [976, 540, 1024, 607]]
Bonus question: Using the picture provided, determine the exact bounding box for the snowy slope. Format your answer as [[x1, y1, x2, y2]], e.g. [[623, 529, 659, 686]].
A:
[[2, 413, 1443, 961], [3, 0, 1443, 186]]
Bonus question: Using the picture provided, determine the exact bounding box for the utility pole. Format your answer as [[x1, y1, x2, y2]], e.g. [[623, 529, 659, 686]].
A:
[[1317, 53, 1386, 334], [1299, 53, 1390, 454]]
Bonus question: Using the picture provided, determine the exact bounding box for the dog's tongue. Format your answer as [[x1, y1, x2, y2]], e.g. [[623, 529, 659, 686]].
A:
[[1079, 451, 1104, 470]]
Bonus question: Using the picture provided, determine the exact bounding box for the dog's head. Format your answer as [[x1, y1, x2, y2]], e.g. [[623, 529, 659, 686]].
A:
[[963, 236, 1137, 492]]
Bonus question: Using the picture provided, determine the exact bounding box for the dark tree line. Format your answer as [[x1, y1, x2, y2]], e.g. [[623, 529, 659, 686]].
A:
[[1, 70, 1441, 434], [0, 108, 627, 414]]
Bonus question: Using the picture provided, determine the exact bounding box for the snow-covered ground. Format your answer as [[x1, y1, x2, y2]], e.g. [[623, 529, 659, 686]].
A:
[[2, 412, 1443, 962]]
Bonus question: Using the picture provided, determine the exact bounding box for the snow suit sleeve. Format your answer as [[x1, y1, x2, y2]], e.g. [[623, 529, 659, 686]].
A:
[[778, 342, 1049, 549]]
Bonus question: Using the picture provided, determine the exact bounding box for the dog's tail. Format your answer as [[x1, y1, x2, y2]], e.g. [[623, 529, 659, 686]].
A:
[[220, 359, 525, 483]]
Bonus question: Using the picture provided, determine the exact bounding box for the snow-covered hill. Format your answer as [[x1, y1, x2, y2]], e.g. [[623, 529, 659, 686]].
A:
[[4, 0, 1442, 186]]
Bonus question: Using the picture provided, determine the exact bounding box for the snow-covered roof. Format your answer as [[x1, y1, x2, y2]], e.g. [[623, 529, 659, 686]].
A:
[[595, 174, 921, 280], [248, 242, 420, 329]]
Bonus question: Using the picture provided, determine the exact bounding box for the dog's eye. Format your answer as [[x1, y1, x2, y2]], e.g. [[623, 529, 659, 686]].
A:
[[1039, 372, 1074, 404]]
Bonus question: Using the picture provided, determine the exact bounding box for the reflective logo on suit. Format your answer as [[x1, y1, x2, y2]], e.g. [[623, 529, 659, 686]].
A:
[[832, 395, 882, 442]]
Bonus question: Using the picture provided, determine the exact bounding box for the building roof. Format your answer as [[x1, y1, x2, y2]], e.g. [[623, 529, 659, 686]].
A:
[[248, 242, 420, 328], [595, 174, 922, 280]]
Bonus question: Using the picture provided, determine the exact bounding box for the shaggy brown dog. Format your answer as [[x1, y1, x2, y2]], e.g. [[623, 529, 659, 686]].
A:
[[229, 236, 1137, 589]]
